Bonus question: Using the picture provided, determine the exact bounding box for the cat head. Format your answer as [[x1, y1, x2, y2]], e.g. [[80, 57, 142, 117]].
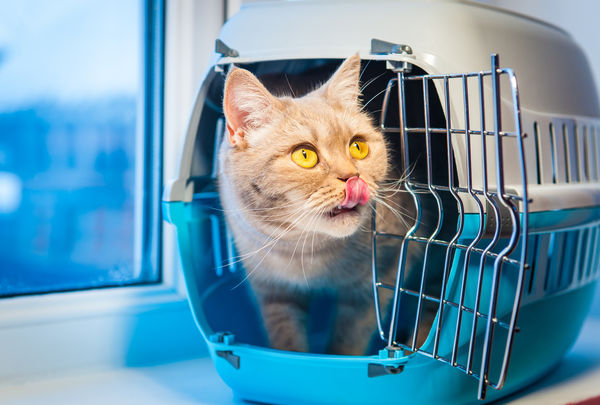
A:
[[221, 55, 388, 238]]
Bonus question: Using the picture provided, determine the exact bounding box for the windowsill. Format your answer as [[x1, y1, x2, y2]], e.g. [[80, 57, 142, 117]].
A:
[[0, 283, 184, 328], [2, 317, 599, 405], [0, 357, 238, 405], [0, 277, 206, 382]]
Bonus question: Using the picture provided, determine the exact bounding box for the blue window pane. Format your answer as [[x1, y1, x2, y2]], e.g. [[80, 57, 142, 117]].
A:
[[0, 0, 159, 296]]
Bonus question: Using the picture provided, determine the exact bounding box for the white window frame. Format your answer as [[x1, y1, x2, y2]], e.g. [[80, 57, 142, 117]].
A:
[[0, 0, 230, 383]]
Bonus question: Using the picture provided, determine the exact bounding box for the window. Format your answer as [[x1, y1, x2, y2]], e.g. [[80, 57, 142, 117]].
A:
[[0, 0, 163, 297]]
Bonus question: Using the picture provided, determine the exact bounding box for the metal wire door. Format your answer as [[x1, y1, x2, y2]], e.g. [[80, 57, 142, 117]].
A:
[[371, 55, 528, 399]]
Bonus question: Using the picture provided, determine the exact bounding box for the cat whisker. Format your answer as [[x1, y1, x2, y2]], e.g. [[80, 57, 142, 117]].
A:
[[370, 195, 415, 228], [298, 211, 323, 287], [396, 161, 419, 183], [254, 203, 312, 242], [360, 86, 392, 112], [216, 200, 299, 214], [256, 203, 314, 237], [310, 206, 327, 262], [372, 192, 415, 216], [223, 203, 310, 267], [286, 213, 311, 269], [230, 208, 315, 289], [358, 59, 372, 81], [359, 72, 385, 94], [307, 191, 345, 212], [282, 207, 326, 287], [284, 74, 296, 98], [310, 206, 327, 251], [376, 162, 417, 191], [375, 187, 409, 199]]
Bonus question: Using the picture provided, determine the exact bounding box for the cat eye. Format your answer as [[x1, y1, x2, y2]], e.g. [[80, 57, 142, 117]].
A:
[[349, 139, 369, 160], [291, 146, 318, 168]]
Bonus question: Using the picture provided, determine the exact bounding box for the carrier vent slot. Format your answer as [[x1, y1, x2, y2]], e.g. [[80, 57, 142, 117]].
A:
[[533, 122, 542, 185], [533, 121, 600, 186]]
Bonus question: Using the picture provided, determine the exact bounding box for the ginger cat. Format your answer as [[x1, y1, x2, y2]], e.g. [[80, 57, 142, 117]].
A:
[[218, 55, 415, 355]]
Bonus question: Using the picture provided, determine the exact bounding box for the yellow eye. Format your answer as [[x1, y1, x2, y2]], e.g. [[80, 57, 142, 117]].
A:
[[349, 139, 369, 159], [291, 146, 318, 168]]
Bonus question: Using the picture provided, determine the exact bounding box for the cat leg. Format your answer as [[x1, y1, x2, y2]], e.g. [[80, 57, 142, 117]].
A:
[[259, 292, 310, 352], [328, 297, 376, 356]]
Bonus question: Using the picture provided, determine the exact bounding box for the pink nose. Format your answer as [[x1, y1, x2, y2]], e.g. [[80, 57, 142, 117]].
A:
[[340, 176, 370, 209]]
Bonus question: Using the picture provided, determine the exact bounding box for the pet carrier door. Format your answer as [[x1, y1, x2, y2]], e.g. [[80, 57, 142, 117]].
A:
[[371, 53, 528, 400]]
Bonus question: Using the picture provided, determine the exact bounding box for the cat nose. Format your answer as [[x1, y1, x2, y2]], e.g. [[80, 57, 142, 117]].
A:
[[337, 172, 359, 182]]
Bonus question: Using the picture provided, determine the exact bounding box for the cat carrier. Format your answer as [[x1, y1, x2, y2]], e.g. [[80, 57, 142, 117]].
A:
[[162, 1, 600, 403]]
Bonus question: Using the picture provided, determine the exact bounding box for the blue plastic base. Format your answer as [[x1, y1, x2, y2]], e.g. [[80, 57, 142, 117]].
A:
[[206, 282, 596, 405], [163, 198, 598, 404]]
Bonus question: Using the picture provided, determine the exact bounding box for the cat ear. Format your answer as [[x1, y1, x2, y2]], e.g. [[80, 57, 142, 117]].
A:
[[321, 54, 361, 108], [223, 68, 283, 147]]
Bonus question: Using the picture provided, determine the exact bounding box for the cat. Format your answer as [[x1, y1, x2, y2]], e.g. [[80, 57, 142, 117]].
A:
[[218, 55, 419, 355]]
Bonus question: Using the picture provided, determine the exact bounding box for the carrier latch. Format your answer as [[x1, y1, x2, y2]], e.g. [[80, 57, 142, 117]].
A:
[[215, 39, 240, 58], [370, 38, 413, 73]]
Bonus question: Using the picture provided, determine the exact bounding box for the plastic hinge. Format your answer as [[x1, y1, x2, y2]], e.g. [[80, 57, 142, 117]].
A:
[[367, 363, 405, 378], [370, 38, 413, 73], [217, 351, 240, 369], [209, 331, 236, 345], [370, 38, 412, 55]]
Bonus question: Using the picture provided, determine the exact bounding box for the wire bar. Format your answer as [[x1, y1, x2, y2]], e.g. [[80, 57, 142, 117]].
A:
[[403, 70, 506, 80], [450, 74, 486, 366], [375, 283, 515, 331], [431, 75, 464, 358], [385, 70, 424, 350], [409, 78, 445, 351], [383, 127, 518, 137], [405, 182, 524, 200], [477, 55, 523, 399], [382, 127, 518, 137], [380, 235, 522, 266], [492, 67, 529, 393], [372, 54, 530, 400], [371, 206, 385, 341]]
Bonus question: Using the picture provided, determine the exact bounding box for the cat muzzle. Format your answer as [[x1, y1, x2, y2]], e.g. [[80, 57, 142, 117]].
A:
[[340, 176, 370, 209]]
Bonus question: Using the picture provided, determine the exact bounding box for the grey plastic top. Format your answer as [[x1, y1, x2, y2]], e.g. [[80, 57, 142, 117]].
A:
[[164, 0, 600, 203]]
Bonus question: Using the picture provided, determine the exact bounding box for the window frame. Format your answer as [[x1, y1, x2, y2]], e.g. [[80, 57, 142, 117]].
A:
[[134, 0, 164, 285], [0, 0, 225, 382], [0, 0, 161, 298]]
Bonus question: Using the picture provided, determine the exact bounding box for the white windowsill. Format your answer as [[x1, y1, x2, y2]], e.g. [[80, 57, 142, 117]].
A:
[[0, 358, 236, 405], [0, 283, 185, 329], [1, 317, 598, 405], [0, 279, 207, 382]]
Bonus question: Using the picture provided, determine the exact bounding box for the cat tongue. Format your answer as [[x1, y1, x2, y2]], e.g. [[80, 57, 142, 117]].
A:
[[341, 176, 370, 209]]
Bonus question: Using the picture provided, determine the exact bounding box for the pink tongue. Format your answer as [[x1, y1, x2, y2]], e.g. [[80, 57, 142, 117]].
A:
[[341, 176, 370, 209]]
